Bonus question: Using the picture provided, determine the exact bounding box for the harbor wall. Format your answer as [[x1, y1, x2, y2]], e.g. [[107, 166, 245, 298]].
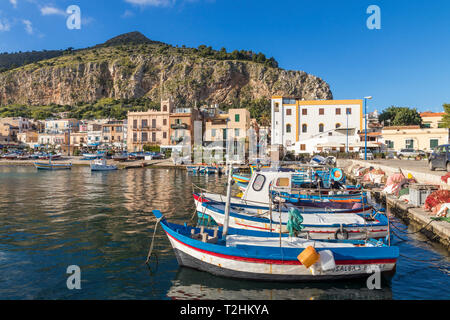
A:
[[338, 159, 450, 251]]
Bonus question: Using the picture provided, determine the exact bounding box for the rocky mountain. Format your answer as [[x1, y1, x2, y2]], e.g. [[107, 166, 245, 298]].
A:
[[0, 32, 332, 107]]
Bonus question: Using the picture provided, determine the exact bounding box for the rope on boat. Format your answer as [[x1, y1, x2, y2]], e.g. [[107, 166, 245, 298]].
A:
[[145, 214, 164, 271]]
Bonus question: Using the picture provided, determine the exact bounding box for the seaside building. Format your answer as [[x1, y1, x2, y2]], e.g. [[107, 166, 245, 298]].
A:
[[37, 133, 67, 148], [381, 112, 449, 152], [102, 120, 127, 150], [271, 97, 363, 154], [127, 99, 201, 153], [44, 119, 80, 134], [204, 108, 251, 143], [69, 132, 88, 149], [17, 131, 39, 148]]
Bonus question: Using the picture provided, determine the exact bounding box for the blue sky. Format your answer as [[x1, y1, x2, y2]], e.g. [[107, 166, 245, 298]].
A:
[[0, 0, 449, 113]]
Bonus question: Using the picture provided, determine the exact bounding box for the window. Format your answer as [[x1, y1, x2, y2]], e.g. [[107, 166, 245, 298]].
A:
[[142, 120, 148, 128], [302, 109, 307, 115], [142, 132, 148, 142], [163, 119, 167, 126], [302, 124, 307, 133], [405, 139, 414, 149], [152, 132, 156, 142], [286, 124, 291, 133], [346, 108, 352, 115], [319, 123, 324, 133], [336, 108, 341, 115], [276, 178, 290, 187], [274, 103, 280, 112], [430, 139, 439, 149], [212, 129, 216, 137], [252, 174, 266, 192], [152, 119, 156, 128], [133, 120, 137, 129], [423, 123, 431, 128], [163, 105, 168, 112], [300, 144, 306, 151], [235, 114, 240, 122], [235, 129, 240, 137], [286, 109, 292, 116], [386, 140, 394, 148], [163, 132, 167, 139], [336, 123, 341, 129], [319, 108, 324, 115]]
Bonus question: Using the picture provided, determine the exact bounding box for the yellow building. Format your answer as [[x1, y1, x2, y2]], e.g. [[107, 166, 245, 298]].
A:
[[382, 112, 449, 152]]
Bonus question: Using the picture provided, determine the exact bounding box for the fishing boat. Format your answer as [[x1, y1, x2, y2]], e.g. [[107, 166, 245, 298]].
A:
[[194, 170, 368, 213], [112, 153, 129, 162], [82, 151, 105, 160], [34, 157, 72, 170], [90, 158, 118, 171], [196, 201, 388, 240], [151, 209, 398, 281], [231, 173, 251, 184]]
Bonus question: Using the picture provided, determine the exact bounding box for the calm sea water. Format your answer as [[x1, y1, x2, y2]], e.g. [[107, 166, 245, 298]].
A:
[[0, 166, 448, 300]]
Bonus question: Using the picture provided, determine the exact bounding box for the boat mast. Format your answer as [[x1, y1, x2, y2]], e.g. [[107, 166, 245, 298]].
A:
[[222, 163, 233, 237]]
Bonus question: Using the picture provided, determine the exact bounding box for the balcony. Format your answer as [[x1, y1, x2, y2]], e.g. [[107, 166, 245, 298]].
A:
[[171, 123, 188, 130], [132, 126, 161, 131]]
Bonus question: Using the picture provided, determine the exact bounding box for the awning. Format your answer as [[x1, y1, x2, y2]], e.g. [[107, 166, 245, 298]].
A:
[[316, 142, 345, 148], [350, 142, 381, 148]]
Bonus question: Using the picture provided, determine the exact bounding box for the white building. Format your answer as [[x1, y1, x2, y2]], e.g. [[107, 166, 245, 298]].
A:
[[271, 97, 364, 154]]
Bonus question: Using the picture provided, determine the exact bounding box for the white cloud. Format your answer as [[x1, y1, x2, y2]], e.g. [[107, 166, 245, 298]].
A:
[[10, 0, 18, 8], [124, 0, 174, 7], [22, 19, 33, 34], [121, 10, 134, 18], [0, 19, 11, 32], [40, 6, 67, 16]]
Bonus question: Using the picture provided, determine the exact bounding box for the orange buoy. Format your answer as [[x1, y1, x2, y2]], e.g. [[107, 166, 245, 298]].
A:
[[297, 246, 320, 268]]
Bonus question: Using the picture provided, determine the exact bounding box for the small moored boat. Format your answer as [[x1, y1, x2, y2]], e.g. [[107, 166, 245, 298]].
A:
[[34, 157, 72, 170], [90, 158, 118, 171]]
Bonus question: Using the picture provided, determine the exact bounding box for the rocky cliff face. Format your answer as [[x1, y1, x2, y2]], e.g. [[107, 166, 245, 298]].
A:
[[0, 35, 332, 106]]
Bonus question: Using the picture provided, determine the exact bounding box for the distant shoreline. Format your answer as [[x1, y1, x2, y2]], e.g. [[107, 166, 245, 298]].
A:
[[0, 158, 185, 170]]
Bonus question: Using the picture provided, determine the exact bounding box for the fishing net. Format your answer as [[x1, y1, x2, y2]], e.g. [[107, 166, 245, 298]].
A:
[[287, 208, 304, 237], [424, 190, 450, 213]]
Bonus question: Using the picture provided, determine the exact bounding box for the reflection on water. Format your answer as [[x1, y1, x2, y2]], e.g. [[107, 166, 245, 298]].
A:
[[168, 268, 393, 300], [0, 166, 448, 300]]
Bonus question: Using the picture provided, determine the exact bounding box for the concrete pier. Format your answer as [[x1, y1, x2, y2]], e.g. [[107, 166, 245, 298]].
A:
[[339, 159, 450, 251]]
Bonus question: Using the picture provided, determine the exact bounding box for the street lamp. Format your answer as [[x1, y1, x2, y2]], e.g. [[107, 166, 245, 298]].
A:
[[364, 96, 373, 160]]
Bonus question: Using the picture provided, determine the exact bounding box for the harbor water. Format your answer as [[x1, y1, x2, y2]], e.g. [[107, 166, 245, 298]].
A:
[[0, 166, 448, 300]]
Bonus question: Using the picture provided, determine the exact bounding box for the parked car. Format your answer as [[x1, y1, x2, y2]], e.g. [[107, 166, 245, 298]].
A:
[[397, 149, 427, 160], [428, 144, 450, 171], [359, 150, 374, 160]]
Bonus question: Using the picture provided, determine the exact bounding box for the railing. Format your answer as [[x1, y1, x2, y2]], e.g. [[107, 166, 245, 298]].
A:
[[132, 126, 161, 131], [171, 123, 188, 130]]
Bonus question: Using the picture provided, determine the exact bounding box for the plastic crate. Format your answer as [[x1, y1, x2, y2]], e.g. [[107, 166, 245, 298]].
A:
[[409, 184, 439, 207]]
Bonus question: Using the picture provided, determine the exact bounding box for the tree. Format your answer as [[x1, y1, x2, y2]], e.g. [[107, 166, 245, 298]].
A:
[[442, 103, 450, 128], [379, 106, 422, 126]]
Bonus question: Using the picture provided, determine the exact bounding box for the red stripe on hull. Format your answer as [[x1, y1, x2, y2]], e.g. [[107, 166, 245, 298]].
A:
[[166, 232, 396, 266]]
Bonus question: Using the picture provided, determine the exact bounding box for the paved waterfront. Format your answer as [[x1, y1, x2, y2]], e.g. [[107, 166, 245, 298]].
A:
[[362, 159, 445, 177]]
